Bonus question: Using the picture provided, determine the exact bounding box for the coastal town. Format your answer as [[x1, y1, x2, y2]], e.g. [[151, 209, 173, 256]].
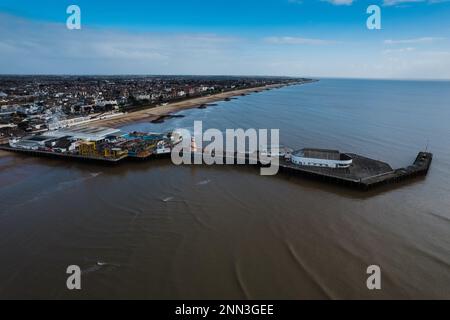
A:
[[0, 74, 431, 193], [1, 0, 447, 304], [0, 75, 307, 144], [0, 75, 432, 191]]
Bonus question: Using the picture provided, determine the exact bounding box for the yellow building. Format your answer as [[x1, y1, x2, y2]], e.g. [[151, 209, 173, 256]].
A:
[[104, 147, 128, 159], [77, 141, 97, 156]]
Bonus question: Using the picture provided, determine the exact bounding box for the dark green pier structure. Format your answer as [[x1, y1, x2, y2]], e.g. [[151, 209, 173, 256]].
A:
[[278, 152, 432, 191], [1, 143, 433, 191]]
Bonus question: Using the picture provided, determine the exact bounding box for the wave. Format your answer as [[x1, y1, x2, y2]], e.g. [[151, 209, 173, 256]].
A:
[[196, 179, 211, 186]]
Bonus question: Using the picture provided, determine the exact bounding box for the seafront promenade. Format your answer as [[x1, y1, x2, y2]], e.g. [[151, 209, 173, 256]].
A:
[[82, 82, 303, 128]]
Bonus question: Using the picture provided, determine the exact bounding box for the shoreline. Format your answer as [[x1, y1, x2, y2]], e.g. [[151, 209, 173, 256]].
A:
[[81, 82, 298, 128]]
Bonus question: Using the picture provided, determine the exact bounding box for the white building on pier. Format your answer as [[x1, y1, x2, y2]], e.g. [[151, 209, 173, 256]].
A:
[[290, 148, 352, 169]]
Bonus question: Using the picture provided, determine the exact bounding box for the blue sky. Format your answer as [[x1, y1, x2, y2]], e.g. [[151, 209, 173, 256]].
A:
[[1, 0, 450, 78]]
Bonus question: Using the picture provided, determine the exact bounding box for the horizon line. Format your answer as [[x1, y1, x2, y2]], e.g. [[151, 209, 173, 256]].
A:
[[0, 74, 449, 82]]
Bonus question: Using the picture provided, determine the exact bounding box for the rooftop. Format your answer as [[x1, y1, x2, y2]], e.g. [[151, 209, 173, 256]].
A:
[[26, 135, 54, 142], [45, 126, 121, 141], [293, 148, 341, 160]]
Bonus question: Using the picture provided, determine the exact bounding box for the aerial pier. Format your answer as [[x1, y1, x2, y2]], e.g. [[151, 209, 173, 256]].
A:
[[0, 144, 433, 191], [0, 128, 433, 192]]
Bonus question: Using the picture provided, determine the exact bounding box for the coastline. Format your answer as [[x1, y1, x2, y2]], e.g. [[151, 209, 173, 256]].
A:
[[81, 83, 296, 128]]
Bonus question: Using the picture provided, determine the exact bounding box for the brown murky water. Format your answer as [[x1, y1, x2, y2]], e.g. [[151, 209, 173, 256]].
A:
[[0, 79, 449, 299]]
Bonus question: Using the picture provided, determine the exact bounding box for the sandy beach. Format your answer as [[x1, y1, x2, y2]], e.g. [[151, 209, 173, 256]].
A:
[[82, 83, 290, 128]]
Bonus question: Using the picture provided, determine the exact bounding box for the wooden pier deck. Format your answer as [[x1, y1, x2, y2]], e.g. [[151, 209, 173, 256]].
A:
[[0, 145, 127, 163]]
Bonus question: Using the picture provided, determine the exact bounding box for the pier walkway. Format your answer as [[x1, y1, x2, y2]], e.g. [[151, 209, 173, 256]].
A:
[[0, 144, 432, 191]]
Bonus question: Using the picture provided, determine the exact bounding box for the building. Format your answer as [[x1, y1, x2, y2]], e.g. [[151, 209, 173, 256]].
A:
[[48, 116, 91, 130], [290, 148, 353, 168], [8, 134, 78, 152], [77, 141, 97, 156], [51, 136, 76, 153], [95, 100, 118, 108], [9, 135, 56, 150], [45, 126, 121, 142]]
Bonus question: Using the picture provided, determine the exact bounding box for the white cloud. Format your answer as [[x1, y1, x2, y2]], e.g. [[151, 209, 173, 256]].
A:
[[289, 0, 355, 5], [377, 50, 450, 79], [384, 37, 445, 44], [383, 0, 450, 6], [382, 47, 416, 54], [0, 14, 240, 75], [383, 0, 424, 5], [322, 0, 355, 5], [1, 14, 449, 79], [264, 36, 339, 45]]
